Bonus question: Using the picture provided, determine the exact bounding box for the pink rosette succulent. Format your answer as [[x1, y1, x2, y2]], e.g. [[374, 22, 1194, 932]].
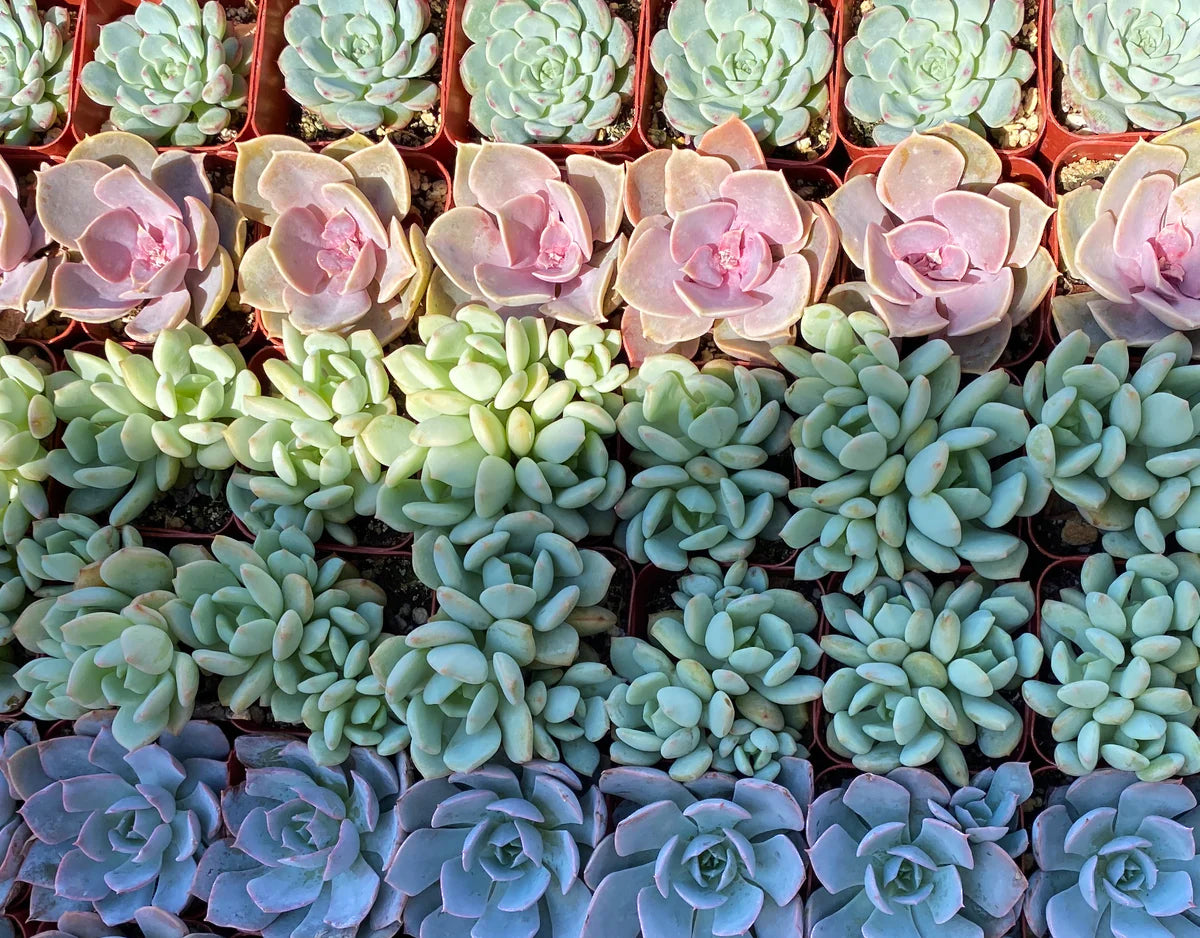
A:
[[0, 156, 53, 339], [617, 116, 837, 364], [424, 142, 626, 326], [1054, 124, 1200, 349], [34, 132, 246, 343], [826, 124, 1056, 372], [233, 134, 432, 344]]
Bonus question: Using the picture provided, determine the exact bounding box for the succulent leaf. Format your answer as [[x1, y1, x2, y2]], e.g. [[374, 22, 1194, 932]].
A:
[[0, 0, 72, 145]]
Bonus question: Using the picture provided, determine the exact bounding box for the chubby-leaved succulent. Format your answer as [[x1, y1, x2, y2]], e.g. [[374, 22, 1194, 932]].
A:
[[0, 0, 72, 145], [0, 340, 54, 546]]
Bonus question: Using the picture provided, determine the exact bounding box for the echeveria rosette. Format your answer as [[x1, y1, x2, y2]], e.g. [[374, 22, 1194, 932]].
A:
[[821, 573, 1043, 786], [845, 0, 1034, 145], [425, 142, 626, 326], [9, 712, 227, 925], [1023, 546, 1200, 781], [581, 759, 813, 938], [0, 155, 55, 331], [279, 0, 439, 135], [807, 766, 1027, 938], [35, 132, 245, 342], [233, 134, 431, 344], [1053, 128, 1200, 348], [0, 722, 35, 912], [79, 0, 252, 147], [1027, 770, 1200, 938], [459, 0, 634, 144], [619, 117, 838, 364], [0, 339, 54, 546], [649, 0, 834, 150], [40, 910, 219, 938], [193, 734, 403, 938], [391, 762, 605, 938], [1051, 0, 1200, 134], [14, 513, 141, 598], [940, 761, 1034, 858], [0, 0, 72, 145], [826, 123, 1056, 373], [775, 305, 1041, 593]]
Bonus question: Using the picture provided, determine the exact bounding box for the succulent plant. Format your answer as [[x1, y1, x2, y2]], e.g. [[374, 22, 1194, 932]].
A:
[[79, 0, 252, 146], [821, 573, 1042, 786], [1051, 0, 1200, 134], [775, 305, 1038, 593], [582, 758, 813, 938], [13, 544, 200, 750], [1023, 329, 1200, 556], [807, 766, 1027, 938], [1053, 129, 1200, 346], [826, 124, 1055, 372], [425, 143, 626, 325], [10, 712, 226, 925], [167, 528, 401, 766], [0, 155, 55, 331], [46, 324, 256, 526], [458, 0, 634, 144], [649, 0, 833, 149], [193, 734, 402, 938], [941, 760, 1033, 857], [1024, 544, 1200, 781], [40, 910, 220, 938], [620, 117, 838, 363], [234, 134, 431, 343], [224, 322, 400, 545], [370, 510, 617, 777], [279, 0, 439, 135], [0, 722, 35, 912], [391, 761, 605, 938], [615, 355, 791, 571], [1028, 770, 1200, 938], [35, 133, 246, 341], [379, 308, 627, 543], [845, 0, 1034, 145], [0, 340, 54, 545], [0, 0, 72, 145], [14, 513, 141, 597]]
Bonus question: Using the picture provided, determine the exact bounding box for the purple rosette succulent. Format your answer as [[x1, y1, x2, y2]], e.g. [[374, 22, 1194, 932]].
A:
[[0, 155, 53, 331], [0, 721, 35, 912]]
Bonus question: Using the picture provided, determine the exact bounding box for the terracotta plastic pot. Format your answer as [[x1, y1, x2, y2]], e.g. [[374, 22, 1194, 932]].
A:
[[0, 0, 82, 160], [441, 0, 645, 159], [249, 0, 452, 158], [634, 0, 839, 166]]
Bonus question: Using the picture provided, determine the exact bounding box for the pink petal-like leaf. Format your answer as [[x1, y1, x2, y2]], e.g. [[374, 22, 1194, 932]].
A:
[[284, 283, 370, 331], [35, 160, 111, 251], [1096, 140, 1185, 219], [988, 182, 1054, 268], [737, 253, 812, 339], [1113, 173, 1174, 259], [424, 206, 506, 297], [624, 150, 671, 227], [614, 224, 692, 321], [697, 117, 767, 171], [0, 188, 31, 272], [669, 202, 736, 265], [320, 183, 387, 247], [76, 207, 138, 284], [865, 224, 919, 304], [565, 155, 624, 244], [872, 291, 947, 336], [0, 159, 16, 199], [664, 149, 733, 218], [377, 218, 418, 305], [183, 197, 219, 271], [546, 180, 593, 261], [932, 190, 1011, 274], [467, 143, 560, 215], [150, 151, 212, 212], [50, 262, 138, 319], [475, 263, 556, 306], [1075, 212, 1136, 304], [824, 174, 892, 270], [720, 170, 808, 246], [497, 193, 550, 269], [185, 248, 234, 327], [877, 134, 966, 222], [0, 256, 46, 310], [885, 220, 950, 259], [802, 201, 838, 299], [259, 150, 352, 219], [94, 166, 181, 233], [940, 267, 1014, 336], [622, 306, 701, 365], [270, 206, 330, 295], [944, 318, 1011, 373], [675, 277, 761, 319], [125, 289, 192, 342]]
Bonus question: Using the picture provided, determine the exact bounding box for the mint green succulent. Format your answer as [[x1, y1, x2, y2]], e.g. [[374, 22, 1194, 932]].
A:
[[615, 355, 792, 572], [775, 306, 1039, 594], [0, 341, 54, 546], [822, 573, 1042, 786], [0, 549, 25, 713], [379, 308, 627, 543], [0, 0, 72, 144], [226, 322, 403, 546], [14, 513, 141, 597]]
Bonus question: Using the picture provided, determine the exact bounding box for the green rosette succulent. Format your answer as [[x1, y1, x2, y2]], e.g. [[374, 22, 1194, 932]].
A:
[[13, 513, 140, 597], [822, 573, 1043, 786], [0, 341, 54, 546], [279, 0, 439, 135], [370, 509, 618, 777], [226, 323, 404, 546], [78, 0, 253, 146], [458, 0, 635, 143], [649, 0, 834, 149], [776, 305, 1040, 594], [1024, 543, 1200, 781], [12, 544, 199, 750], [615, 355, 792, 572], [166, 528, 399, 766], [379, 308, 628, 543], [1025, 329, 1200, 558], [0, 0, 72, 145], [46, 324, 257, 527], [0, 551, 25, 713]]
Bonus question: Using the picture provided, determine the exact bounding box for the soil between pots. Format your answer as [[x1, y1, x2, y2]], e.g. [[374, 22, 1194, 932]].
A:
[[354, 553, 434, 637], [136, 477, 233, 535]]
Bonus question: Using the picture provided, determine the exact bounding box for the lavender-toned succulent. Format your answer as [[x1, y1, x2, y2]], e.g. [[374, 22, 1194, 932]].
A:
[[807, 766, 1027, 938], [827, 123, 1055, 372], [35, 133, 246, 341], [845, 0, 1035, 145], [391, 761, 605, 938], [1027, 770, 1200, 937], [620, 117, 838, 363], [79, 0, 253, 146], [10, 713, 226, 925], [233, 134, 431, 343], [1053, 127, 1200, 346], [582, 758, 813, 938], [650, 0, 834, 149], [1051, 0, 1200, 134], [193, 735, 401, 938], [39, 910, 220, 938], [459, 0, 634, 144], [0, 722, 34, 913], [0, 155, 54, 332], [425, 143, 626, 325], [0, 0, 72, 145], [279, 0, 439, 135]]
